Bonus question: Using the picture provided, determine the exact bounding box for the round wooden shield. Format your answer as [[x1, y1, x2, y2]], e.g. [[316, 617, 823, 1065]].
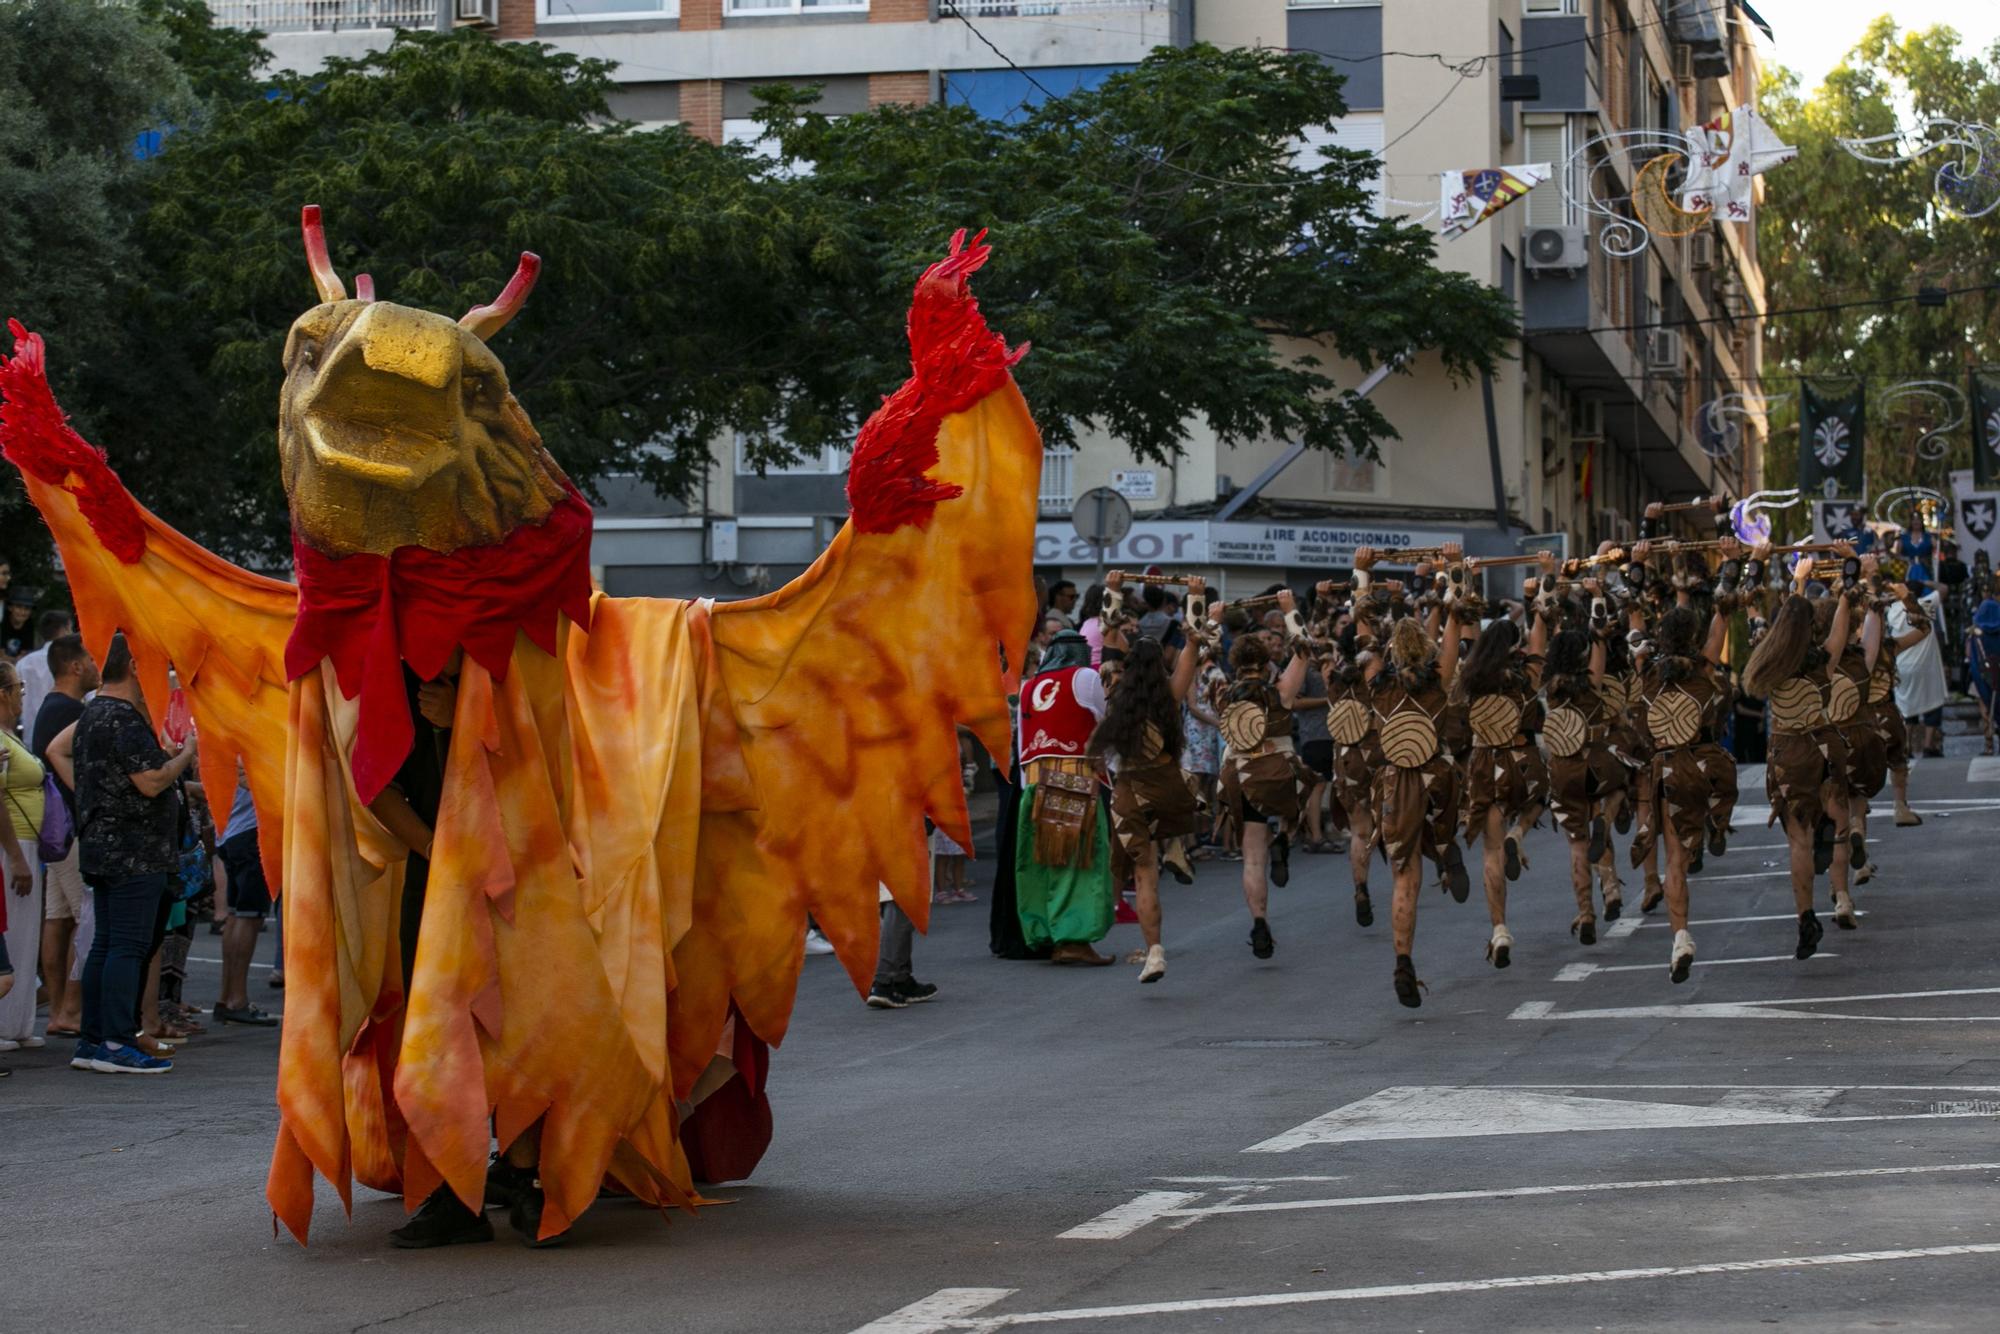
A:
[[1468, 694, 1524, 748], [1647, 687, 1701, 747], [1825, 673, 1862, 724], [1543, 704, 1588, 758], [1769, 677, 1824, 733], [1221, 700, 1268, 753], [1327, 697, 1370, 746], [1381, 707, 1439, 769]]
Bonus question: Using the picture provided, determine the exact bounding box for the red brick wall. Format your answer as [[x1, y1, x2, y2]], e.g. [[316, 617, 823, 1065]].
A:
[[496, 0, 535, 39], [868, 70, 932, 108], [679, 79, 724, 143], [870, 0, 930, 20], [681, 0, 722, 30]]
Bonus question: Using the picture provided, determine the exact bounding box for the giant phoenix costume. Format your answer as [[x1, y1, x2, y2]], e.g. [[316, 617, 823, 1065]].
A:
[[0, 209, 1040, 1243]]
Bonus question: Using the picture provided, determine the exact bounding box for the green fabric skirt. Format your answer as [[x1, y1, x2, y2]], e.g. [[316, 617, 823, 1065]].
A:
[[1012, 784, 1114, 949]]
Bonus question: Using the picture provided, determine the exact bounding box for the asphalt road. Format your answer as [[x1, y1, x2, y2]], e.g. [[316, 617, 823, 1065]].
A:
[[7, 748, 2000, 1333]]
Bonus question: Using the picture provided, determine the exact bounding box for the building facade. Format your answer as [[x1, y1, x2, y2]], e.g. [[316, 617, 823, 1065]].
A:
[[210, 0, 1770, 597]]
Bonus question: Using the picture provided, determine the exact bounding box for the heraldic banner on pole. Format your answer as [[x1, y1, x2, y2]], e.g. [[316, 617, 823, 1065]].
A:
[[1951, 467, 2000, 569], [1970, 369, 2000, 491], [1799, 379, 1866, 500]]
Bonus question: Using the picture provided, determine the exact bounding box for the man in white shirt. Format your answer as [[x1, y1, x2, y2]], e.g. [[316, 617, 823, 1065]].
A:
[[1890, 586, 1949, 761]]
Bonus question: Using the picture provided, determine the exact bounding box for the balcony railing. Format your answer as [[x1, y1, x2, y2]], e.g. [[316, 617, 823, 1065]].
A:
[[954, 0, 1160, 16], [208, 0, 438, 32]]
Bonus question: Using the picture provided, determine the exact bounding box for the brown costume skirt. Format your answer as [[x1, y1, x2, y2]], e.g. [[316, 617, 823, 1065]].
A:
[[1328, 742, 1376, 832], [1222, 749, 1307, 829], [1373, 756, 1461, 875], [1765, 727, 1849, 835], [1109, 759, 1198, 872], [1838, 721, 1888, 799], [1547, 746, 1628, 841], [1866, 700, 1908, 772], [1462, 743, 1549, 836], [1631, 743, 1737, 863]]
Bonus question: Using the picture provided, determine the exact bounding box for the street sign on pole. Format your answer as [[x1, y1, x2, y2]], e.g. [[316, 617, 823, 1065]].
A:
[[1072, 487, 1134, 577]]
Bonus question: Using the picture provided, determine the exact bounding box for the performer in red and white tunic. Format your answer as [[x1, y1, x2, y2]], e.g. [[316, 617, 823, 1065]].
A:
[[1013, 630, 1116, 965]]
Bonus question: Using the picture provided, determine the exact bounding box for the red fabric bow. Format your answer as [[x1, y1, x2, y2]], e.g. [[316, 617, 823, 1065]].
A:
[[285, 488, 595, 804]]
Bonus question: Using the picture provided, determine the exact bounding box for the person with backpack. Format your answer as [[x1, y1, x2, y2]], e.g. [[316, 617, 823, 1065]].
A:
[[1966, 599, 2000, 756]]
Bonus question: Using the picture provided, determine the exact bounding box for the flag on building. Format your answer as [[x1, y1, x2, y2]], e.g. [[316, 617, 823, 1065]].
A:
[[1950, 468, 2000, 570], [1970, 369, 2000, 490], [1798, 380, 1866, 499], [1440, 164, 1552, 238], [1680, 104, 1796, 223]]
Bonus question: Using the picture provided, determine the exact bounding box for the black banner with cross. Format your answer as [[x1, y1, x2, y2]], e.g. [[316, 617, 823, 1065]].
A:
[[1971, 369, 2000, 491]]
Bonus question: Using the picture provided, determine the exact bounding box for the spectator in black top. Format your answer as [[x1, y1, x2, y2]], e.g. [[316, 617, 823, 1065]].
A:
[[1, 589, 36, 661], [33, 634, 97, 1038], [1046, 580, 1079, 629], [50, 633, 193, 1074]]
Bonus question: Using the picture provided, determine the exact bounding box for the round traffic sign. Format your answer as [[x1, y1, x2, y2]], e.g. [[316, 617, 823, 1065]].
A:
[[1072, 486, 1134, 546]]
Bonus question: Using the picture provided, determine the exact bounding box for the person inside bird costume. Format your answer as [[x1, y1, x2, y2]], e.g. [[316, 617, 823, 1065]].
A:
[[0, 207, 1040, 1247]]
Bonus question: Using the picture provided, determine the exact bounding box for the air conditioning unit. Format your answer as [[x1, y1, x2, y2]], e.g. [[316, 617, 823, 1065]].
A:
[[1648, 329, 1685, 371], [1574, 399, 1605, 440], [455, 0, 497, 26], [1525, 225, 1589, 271], [1672, 43, 1695, 83], [1688, 230, 1715, 270]]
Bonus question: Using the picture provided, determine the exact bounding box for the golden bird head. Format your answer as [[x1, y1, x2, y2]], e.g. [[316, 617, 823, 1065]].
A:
[[278, 206, 570, 558]]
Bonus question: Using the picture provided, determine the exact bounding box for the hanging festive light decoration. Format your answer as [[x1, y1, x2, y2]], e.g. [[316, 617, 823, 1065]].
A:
[[1871, 485, 1947, 526], [1562, 105, 1797, 257], [1733, 487, 1802, 545], [1877, 379, 1967, 461], [1837, 118, 2000, 219], [1697, 391, 1792, 459]]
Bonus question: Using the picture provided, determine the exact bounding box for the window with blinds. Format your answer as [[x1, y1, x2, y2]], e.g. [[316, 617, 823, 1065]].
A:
[[1295, 113, 1385, 217], [1523, 120, 1571, 227]]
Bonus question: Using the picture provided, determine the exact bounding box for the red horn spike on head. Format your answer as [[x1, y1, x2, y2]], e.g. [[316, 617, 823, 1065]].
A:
[[300, 205, 347, 304], [459, 252, 542, 341], [354, 274, 376, 303]]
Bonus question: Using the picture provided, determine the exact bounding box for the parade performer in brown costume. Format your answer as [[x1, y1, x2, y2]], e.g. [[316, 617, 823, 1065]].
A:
[[1354, 547, 1468, 1007], [1453, 553, 1553, 970], [1628, 594, 1734, 981], [1217, 590, 1308, 961], [1538, 600, 1623, 945], [1741, 543, 1859, 963], [1089, 575, 1203, 984], [1324, 601, 1384, 928], [1826, 558, 1888, 885]]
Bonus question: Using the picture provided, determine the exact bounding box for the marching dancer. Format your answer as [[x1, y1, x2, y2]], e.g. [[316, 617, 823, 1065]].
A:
[[1354, 546, 1468, 1007], [1216, 589, 1309, 961], [1014, 629, 1117, 966], [1089, 574, 1204, 984], [1741, 542, 1859, 961], [1325, 604, 1384, 927], [1538, 592, 1622, 945], [1451, 552, 1552, 969]]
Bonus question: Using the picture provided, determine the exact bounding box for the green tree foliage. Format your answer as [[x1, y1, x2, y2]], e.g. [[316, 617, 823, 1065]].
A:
[[5, 22, 1517, 566], [752, 43, 1518, 469], [1759, 18, 2000, 514]]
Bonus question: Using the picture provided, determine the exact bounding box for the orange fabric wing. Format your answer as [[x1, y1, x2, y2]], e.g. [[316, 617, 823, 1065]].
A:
[[0, 325, 296, 873], [688, 233, 1041, 1066]]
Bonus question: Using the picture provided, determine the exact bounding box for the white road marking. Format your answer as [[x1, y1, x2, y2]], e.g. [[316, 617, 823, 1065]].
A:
[[1512, 984, 2000, 1023], [857, 1246, 2000, 1329], [851, 1288, 1017, 1333], [1603, 914, 1642, 940], [1556, 953, 1835, 982], [1056, 1192, 1203, 1240], [1688, 869, 1797, 883], [186, 956, 275, 970], [1245, 1086, 1843, 1152], [1151, 1175, 1347, 1184], [1635, 911, 1868, 930], [1059, 1162, 2000, 1240], [1967, 756, 2000, 781]]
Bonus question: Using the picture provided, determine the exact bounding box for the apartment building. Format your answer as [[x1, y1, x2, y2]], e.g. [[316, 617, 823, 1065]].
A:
[[207, 0, 1770, 596]]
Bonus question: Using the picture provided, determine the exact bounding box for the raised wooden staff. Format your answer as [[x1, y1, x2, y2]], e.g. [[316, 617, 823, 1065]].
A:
[[1109, 571, 1196, 587], [1652, 495, 1731, 514]]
